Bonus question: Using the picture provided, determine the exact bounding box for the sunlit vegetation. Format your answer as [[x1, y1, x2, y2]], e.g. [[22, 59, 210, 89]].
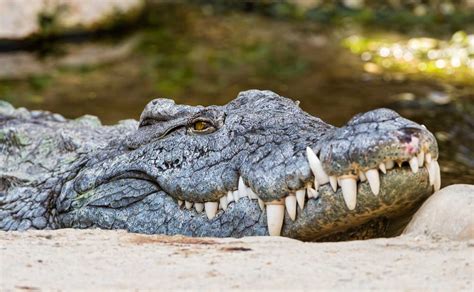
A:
[[343, 31, 474, 84]]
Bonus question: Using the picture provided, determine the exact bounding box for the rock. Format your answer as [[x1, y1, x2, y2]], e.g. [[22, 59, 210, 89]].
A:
[[403, 184, 474, 240], [0, 35, 138, 80], [0, 0, 144, 40]]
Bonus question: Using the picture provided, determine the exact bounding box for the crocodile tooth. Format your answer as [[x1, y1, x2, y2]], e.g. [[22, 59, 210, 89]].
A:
[[185, 201, 193, 210], [329, 176, 338, 192], [433, 161, 441, 192], [339, 176, 357, 210], [397, 161, 403, 168], [409, 157, 419, 173], [227, 190, 234, 203], [219, 196, 228, 211], [385, 160, 395, 170], [417, 151, 425, 167], [285, 195, 297, 221], [427, 162, 435, 186], [365, 169, 380, 196], [359, 172, 367, 182], [306, 147, 329, 184], [295, 189, 306, 209], [233, 190, 240, 202], [306, 187, 318, 199], [266, 202, 285, 236], [314, 177, 319, 190], [379, 163, 386, 174], [425, 153, 432, 164], [247, 187, 258, 199], [178, 200, 183, 207], [205, 202, 218, 219], [258, 198, 265, 211], [194, 203, 204, 213], [238, 176, 247, 199]]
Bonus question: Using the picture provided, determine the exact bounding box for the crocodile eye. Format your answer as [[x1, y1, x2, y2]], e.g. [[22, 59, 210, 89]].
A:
[[190, 120, 215, 134], [194, 121, 208, 131]]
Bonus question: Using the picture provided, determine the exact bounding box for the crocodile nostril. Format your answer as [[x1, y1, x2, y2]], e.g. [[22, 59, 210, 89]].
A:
[[397, 127, 423, 155], [397, 127, 422, 144]]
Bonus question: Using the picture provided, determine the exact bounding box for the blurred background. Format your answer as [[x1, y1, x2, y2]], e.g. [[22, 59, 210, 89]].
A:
[[0, 0, 473, 186]]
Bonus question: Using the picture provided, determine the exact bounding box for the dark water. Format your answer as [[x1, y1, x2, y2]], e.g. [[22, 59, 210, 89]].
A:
[[1, 4, 473, 186]]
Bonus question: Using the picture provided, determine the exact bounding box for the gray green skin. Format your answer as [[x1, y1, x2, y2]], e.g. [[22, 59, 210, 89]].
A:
[[0, 90, 438, 241]]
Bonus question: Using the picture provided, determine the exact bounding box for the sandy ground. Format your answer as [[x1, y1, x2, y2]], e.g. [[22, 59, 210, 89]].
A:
[[1, 229, 473, 291]]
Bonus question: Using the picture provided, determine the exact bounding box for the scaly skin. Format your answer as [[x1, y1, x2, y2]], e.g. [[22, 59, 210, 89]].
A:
[[0, 90, 439, 241]]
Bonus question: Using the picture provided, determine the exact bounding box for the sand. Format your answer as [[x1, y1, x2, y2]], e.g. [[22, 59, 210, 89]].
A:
[[1, 229, 473, 291]]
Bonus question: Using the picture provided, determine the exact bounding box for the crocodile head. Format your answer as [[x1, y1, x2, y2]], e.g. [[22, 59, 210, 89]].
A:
[[61, 90, 440, 240]]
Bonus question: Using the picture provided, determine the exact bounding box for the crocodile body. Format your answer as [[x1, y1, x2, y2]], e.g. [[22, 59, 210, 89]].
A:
[[0, 90, 440, 241]]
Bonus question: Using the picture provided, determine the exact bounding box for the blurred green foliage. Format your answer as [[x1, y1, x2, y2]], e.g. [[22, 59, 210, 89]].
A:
[[343, 30, 474, 84], [189, 0, 474, 35], [137, 5, 309, 97]]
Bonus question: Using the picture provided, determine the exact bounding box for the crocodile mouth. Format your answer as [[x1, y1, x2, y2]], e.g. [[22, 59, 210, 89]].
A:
[[171, 148, 440, 237]]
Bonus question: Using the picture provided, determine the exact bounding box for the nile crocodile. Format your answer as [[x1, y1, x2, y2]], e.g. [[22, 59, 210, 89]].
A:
[[0, 90, 441, 241]]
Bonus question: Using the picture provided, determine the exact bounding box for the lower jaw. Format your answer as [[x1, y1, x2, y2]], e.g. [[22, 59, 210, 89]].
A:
[[63, 167, 432, 241], [283, 167, 433, 241]]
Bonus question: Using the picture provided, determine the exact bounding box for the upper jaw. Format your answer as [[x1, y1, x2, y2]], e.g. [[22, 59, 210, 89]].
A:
[[167, 108, 441, 237], [162, 127, 440, 238]]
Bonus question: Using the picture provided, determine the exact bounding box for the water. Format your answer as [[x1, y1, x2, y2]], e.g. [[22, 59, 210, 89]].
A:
[[1, 4, 472, 186]]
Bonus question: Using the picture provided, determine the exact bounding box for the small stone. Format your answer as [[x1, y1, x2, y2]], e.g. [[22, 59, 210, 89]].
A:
[[404, 184, 474, 241]]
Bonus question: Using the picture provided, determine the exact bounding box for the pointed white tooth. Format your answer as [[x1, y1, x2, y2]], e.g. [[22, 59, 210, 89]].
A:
[[219, 196, 228, 211], [329, 176, 338, 192], [385, 160, 395, 170], [409, 156, 419, 173], [227, 190, 234, 203], [204, 202, 218, 219], [306, 147, 329, 184], [359, 171, 367, 182], [397, 161, 403, 168], [417, 151, 425, 167], [233, 190, 240, 202], [433, 161, 441, 192], [421, 124, 427, 129], [365, 169, 380, 196], [194, 203, 204, 213], [379, 163, 386, 174], [178, 200, 183, 207], [285, 195, 297, 221], [258, 198, 265, 211], [306, 187, 318, 199], [247, 188, 258, 199], [185, 201, 193, 210], [314, 177, 319, 190], [427, 162, 435, 186], [266, 203, 285, 236], [425, 153, 432, 164], [339, 176, 357, 210], [238, 176, 247, 199], [295, 189, 306, 209]]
